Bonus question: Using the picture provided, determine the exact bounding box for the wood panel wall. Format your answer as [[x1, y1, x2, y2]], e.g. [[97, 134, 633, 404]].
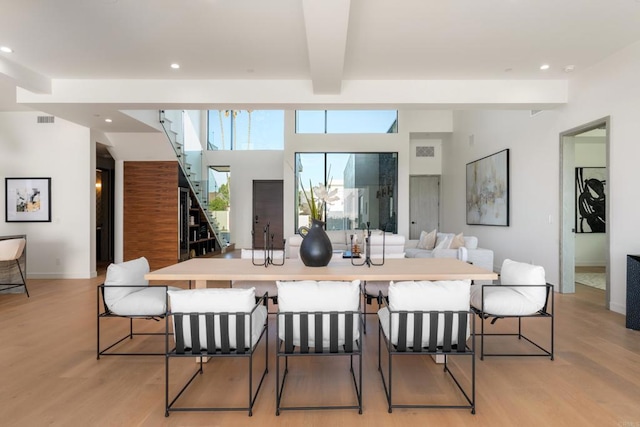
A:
[[124, 161, 178, 270]]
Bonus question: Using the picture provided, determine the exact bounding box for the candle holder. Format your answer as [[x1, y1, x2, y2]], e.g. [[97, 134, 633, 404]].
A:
[[349, 222, 385, 267], [251, 222, 285, 267]]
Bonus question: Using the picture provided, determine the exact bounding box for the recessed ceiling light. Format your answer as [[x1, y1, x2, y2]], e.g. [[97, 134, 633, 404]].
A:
[[563, 65, 575, 73], [0, 46, 13, 53], [540, 64, 550, 70], [170, 63, 180, 69], [105, 118, 112, 123]]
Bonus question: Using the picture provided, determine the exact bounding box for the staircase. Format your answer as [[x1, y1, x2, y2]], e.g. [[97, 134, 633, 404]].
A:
[[159, 110, 229, 252]]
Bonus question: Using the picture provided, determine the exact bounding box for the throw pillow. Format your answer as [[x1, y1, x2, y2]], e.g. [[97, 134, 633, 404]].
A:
[[417, 229, 437, 250], [449, 232, 465, 249], [434, 233, 453, 249]]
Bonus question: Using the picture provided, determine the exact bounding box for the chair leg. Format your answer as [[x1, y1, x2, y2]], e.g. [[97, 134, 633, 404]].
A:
[[15, 260, 29, 297]]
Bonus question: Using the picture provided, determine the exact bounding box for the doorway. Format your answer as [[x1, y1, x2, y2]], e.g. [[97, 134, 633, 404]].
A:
[[409, 175, 440, 239], [559, 117, 610, 308], [253, 180, 284, 249], [96, 144, 115, 268]]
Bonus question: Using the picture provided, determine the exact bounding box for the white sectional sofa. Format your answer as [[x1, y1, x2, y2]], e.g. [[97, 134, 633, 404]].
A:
[[405, 232, 494, 283]]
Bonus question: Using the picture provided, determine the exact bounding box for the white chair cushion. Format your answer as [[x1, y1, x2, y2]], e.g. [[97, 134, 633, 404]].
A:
[[470, 285, 544, 316], [379, 280, 471, 348], [168, 288, 267, 350], [277, 280, 360, 347], [104, 257, 150, 309], [0, 238, 26, 261], [109, 285, 179, 316], [500, 259, 547, 306]]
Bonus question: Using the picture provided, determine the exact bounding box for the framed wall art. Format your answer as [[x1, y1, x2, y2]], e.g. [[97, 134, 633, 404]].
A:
[[575, 167, 605, 233], [466, 149, 509, 226], [5, 177, 52, 222]]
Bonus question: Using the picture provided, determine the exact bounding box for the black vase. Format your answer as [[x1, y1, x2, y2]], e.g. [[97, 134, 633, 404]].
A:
[[298, 218, 333, 267]]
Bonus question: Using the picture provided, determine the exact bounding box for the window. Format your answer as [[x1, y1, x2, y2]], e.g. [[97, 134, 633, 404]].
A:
[[208, 166, 231, 244], [295, 152, 398, 233], [207, 110, 284, 150], [295, 110, 398, 134]]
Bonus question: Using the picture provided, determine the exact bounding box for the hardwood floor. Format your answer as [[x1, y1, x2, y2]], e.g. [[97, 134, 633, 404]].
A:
[[1, 274, 639, 426]]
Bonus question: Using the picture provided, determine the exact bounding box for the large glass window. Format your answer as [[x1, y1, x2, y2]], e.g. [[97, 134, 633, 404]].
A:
[[295, 152, 398, 233], [207, 110, 284, 150], [208, 166, 231, 244], [295, 110, 398, 134]]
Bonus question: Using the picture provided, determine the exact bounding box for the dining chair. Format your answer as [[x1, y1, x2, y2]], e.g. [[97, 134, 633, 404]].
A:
[[97, 256, 179, 358], [470, 258, 554, 360], [378, 279, 476, 413], [275, 279, 363, 415], [0, 238, 29, 297], [165, 287, 269, 416]]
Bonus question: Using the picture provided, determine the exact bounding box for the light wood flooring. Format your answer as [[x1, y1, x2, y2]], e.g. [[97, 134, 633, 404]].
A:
[[1, 271, 639, 426]]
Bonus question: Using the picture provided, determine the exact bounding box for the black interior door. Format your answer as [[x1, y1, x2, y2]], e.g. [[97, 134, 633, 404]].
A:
[[252, 180, 284, 249]]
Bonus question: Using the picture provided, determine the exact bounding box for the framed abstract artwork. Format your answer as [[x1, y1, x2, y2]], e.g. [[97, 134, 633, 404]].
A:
[[5, 177, 52, 222], [466, 149, 509, 226], [575, 167, 605, 233]]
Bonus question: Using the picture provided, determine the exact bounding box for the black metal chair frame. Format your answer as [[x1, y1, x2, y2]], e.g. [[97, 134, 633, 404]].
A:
[[165, 294, 269, 417], [0, 257, 29, 297], [276, 309, 363, 415], [378, 296, 476, 414], [362, 280, 388, 334], [96, 284, 170, 358], [471, 283, 554, 360]]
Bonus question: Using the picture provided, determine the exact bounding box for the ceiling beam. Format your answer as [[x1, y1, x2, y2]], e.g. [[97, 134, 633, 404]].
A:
[[0, 57, 51, 94], [302, 0, 351, 95]]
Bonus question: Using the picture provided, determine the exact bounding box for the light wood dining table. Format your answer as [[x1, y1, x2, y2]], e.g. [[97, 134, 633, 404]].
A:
[[145, 256, 498, 287]]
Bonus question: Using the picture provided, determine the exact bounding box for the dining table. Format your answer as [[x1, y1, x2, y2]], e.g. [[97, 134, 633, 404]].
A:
[[145, 256, 498, 287]]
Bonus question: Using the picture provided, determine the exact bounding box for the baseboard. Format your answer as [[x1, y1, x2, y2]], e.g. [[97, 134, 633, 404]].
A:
[[575, 262, 606, 267], [27, 271, 97, 279]]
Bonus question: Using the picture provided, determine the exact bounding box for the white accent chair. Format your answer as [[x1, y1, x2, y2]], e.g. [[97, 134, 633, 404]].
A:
[[231, 249, 283, 313], [378, 280, 476, 413], [0, 238, 28, 297], [97, 257, 180, 358], [470, 258, 554, 360], [275, 280, 363, 415], [165, 287, 269, 417]]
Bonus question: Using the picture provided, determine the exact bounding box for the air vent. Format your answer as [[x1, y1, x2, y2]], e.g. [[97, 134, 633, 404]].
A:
[[416, 146, 435, 157], [37, 116, 55, 124]]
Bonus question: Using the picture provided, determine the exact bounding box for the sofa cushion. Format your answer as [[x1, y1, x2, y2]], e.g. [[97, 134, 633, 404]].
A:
[[104, 257, 150, 309], [417, 229, 437, 250], [449, 232, 465, 249], [168, 288, 267, 350]]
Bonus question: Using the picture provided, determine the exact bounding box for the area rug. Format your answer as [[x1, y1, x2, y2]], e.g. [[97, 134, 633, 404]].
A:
[[575, 272, 606, 290]]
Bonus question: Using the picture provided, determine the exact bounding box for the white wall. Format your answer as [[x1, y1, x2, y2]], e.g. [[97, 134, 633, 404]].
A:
[[559, 40, 640, 313], [442, 110, 561, 284], [574, 138, 606, 266], [0, 112, 95, 278], [440, 40, 640, 314]]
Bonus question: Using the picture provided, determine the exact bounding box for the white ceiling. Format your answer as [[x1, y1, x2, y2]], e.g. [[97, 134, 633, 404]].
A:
[[2, 0, 640, 131]]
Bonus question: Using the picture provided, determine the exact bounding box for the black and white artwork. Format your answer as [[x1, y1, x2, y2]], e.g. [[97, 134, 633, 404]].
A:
[[575, 167, 605, 233]]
